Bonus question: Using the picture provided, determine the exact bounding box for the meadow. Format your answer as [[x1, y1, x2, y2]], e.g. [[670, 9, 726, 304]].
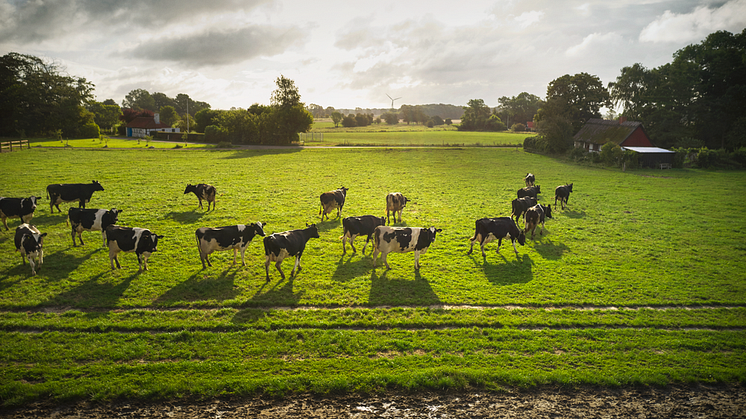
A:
[[0, 146, 744, 406]]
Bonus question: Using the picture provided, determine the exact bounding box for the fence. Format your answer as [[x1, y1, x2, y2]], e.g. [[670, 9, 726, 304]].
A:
[[0, 139, 30, 153], [299, 132, 324, 143]]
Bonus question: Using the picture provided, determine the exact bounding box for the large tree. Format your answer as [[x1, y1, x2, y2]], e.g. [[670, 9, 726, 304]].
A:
[[0, 52, 94, 137], [495, 92, 544, 128], [122, 88, 156, 111], [159, 105, 180, 127], [87, 101, 122, 133], [270, 75, 312, 144], [458, 99, 493, 131], [537, 73, 610, 134]]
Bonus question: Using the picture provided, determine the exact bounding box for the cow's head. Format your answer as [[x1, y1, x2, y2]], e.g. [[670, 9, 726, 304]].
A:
[[339, 186, 349, 196], [253, 222, 267, 237], [184, 184, 196, 194], [21, 231, 47, 253], [145, 232, 164, 253], [566, 183, 573, 192], [92, 181, 104, 192], [534, 185, 541, 194], [378, 216, 385, 226], [23, 196, 38, 211], [305, 223, 320, 238], [516, 230, 526, 246], [108, 208, 122, 223], [544, 204, 553, 219], [428, 227, 443, 242]]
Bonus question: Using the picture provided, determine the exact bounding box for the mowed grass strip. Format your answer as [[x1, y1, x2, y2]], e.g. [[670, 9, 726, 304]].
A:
[[1, 307, 744, 332], [1, 147, 745, 309], [1, 328, 744, 405]]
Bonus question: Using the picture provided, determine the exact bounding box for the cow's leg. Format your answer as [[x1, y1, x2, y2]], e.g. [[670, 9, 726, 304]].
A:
[[275, 260, 286, 279], [101, 231, 107, 248], [397, 210, 403, 223], [20, 252, 26, 265], [71, 229, 77, 246], [240, 247, 247, 266], [1, 216, 8, 231], [291, 255, 302, 276], [264, 257, 271, 281], [78, 199, 85, 209], [414, 251, 420, 270], [349, 234, 358, 254], [28, 257, 36, 276], [386, 210, 390, 225], [512, 239, 519, 256], [496, 238, 503, 253], [109, 249, 119, 269], [362, 235, 372, 254], [232, 248, 238, 265], [200, 252, 207, 269], [372, 248, 379, 267], [138, 253, 150, 271], [54, 204, 62, 213], [382, 252, 391, 270]]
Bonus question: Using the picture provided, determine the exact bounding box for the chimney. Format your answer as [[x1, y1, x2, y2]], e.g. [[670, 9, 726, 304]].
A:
[[618, 116, 627, 124], [154, 113, 160, 124]]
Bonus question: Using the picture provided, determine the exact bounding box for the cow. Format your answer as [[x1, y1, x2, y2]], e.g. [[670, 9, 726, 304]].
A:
[[467, 217, 526, 258], [524, 173, 535, 187], [524, 204, 553, 239], [14, 224, 47, 276], [319, 187, 348, 221], [340, 215, 385, 255], [0, 196, 38, 231], [68, 208, 122, 247], [184, 183, 217, 210], [195, 222, 266, 269], [263, 224, 320, 281], [511, 196, 538, 225], [105, 225, 164, 271], [46, 181, 104, 213], [385, 192, 409, 224], [371, 226, 442, 270], [517, 185, 541, 199], [555, 183, 574, 210]]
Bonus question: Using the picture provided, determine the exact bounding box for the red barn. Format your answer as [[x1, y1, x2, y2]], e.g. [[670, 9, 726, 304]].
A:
[[573, 118, 654, 152]]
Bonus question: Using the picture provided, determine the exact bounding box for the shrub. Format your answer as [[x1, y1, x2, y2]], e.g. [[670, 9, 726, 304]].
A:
[[568, 146, 587, 161], [600, 142, 623, 166], [445, 119, 453, 125], [215, 141, 233, 148], [79, 122, 100, 139], [511, 123, 527, 132], [426, 120, 434, 128], [204, 125, 228, 143], [731, 147, 746, 167], [341, 115, 357, 128], [431, 116, 444, 126]]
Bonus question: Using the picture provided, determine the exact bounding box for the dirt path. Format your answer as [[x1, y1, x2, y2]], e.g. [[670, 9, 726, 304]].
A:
[[2, 384, 744, 418]]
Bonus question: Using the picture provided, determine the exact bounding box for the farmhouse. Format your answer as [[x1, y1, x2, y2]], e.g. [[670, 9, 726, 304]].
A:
[[573, 118, 674, 168], [126, 113, 180, 138]]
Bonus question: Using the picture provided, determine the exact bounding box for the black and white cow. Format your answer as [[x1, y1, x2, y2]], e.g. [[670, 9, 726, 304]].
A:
[[385, 192, 409, 224], [195, 222, 266, 269], [263, 224, 320, 281], [555, 183, 574, 210], [14, 223, 47, 275], [184, 183, 217, 210], [524, 204, 553, 239], [340, 215, 385, 255], [371, 226, 442, 270], [524, 173, 535, 187], [319, 187, 348, 221], [0, 196, 38, 231], [105, 225, 164, 271], [517, 185, 541, 199], [511, 196, 538, 225], [467, 217, 526, 258], [46, 181, 104, 213], [68, 208, 122, 247]]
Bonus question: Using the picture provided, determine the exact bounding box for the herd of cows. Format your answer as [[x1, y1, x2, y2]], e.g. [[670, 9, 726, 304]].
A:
[[0, 174, 574, 279]]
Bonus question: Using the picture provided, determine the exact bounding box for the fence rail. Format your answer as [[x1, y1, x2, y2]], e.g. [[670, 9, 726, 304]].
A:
[[0, 139, 30, 152]]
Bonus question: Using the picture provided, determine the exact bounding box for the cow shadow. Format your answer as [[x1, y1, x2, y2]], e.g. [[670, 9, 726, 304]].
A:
[[331, 253, 374, 282], [154, 270, 240, 305], [470, 252, 534, 286], [45, 272, 137, 308], [560, 209, 586, 219], [163, 210, 208, 224], [247, 276, 304, 306], [368, 269, 441, 306], [532, 238, 570, 261], [316, 219, 342, 232], [219, 148, 303, 159], [42, 248, 101, 279]]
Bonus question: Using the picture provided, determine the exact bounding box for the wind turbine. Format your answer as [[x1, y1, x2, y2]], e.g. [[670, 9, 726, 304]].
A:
[[386, 94, 402, 110]]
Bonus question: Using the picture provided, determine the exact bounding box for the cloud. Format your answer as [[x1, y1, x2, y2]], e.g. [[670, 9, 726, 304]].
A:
[[639, 0, 746, 43], [566, 32, 624, 56], [514, 10, 545, 28], [121, 25, 305, 67]]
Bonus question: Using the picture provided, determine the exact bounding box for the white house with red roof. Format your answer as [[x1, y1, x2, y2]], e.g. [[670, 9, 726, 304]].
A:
[[125, 113, 180, 138]]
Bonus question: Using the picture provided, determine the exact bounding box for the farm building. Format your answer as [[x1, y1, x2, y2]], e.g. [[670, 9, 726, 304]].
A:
[[126, 113, 180, 138], [574, 118, 674, 168]]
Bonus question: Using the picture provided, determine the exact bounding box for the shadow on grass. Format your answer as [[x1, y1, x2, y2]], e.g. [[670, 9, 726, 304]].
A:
[[45, 271, 138, 308], [368, 268, 441, 306], [561, 209, 586, 219], [43, 248, 101, 279], [532, 237, 570, 261], [163, 210, 208, 224], [331, 253, 374, 282], [246, 276, 304, 307], [219, 148, 304, 159], [469, 251, 534, 286], [154, 269, 240, 305], [316, 219, 342, 232]]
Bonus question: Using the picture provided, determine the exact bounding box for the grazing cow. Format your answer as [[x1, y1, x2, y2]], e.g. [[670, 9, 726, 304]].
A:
[[68, 208, 122, 247], [524, 204, 553, 239], [319, 187, 348, 221], [0, 196, 38, 230], [184, 183, 217, 210], [511, 196, 538, 225], [467, 217, 526, 258], [263, 224, 320, 281], [555, 183, 574, 210], [14, 224, 47, 275], [46, 181, 104, 213], [195, 222, 266, 269], [371, 226, 442, 270], [517, 185, 541, 199], [340, 215, 385, 255], [385, 192, 409, 224], [105, 225, 164, 271], [524, 173, 535, 187]]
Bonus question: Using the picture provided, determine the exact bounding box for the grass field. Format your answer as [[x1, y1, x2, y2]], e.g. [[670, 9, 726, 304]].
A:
[[0, 146, 744, 406]]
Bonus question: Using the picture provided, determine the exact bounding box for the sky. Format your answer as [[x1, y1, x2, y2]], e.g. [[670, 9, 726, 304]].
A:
[[1, 0, 745, 111]]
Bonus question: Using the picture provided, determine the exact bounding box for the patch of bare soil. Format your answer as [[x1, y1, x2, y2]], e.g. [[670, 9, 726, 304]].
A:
[[2, 384, 744, 418]]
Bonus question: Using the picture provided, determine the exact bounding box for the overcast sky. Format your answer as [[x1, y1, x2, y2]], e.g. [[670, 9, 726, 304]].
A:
[[2, 0, 745, 110]]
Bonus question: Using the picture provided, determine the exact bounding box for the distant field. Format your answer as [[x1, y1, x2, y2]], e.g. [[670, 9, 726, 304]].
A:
[[26, 137, 211, 149], [0, 147, 744, 406]]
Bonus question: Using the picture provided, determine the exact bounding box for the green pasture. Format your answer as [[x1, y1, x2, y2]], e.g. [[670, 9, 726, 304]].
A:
[[0, 147, 744, 405], [27, 137, 210, 149]]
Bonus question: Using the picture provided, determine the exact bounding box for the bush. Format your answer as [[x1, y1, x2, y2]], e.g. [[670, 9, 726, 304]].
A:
[[511, 123, 527, 132], [204, 125, 228, 143], [341, 115, 357, 128], [79, 122, 100, 139], [568, 146, 587, 161], [600, 142, 624, 166], [426, 120, 434, 128], [731, 147, 746, 167], [215, 141, 233, 148]]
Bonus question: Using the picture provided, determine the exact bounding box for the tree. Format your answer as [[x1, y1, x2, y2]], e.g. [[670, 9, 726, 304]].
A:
[[122, 88, 156, 111], [330, 111, 343, 127], [194, 109, 221, 133], [0, 52, 94, 137], [152, 92, 176, 111], [269, 75, 312, 144], [495, 92, 543, 128], [458, 99, 493, 131], [87, 101, 122, 133], [537, 73, 610, 134], [342, 114, 357, 127], [159, 105, 180, 127]]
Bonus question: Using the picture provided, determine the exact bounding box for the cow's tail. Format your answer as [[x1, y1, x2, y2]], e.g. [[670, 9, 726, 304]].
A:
[[373, 227, 381, 250]]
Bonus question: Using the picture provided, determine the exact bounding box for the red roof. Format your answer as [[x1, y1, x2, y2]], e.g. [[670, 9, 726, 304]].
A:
[[126, 116, 170, 129]]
